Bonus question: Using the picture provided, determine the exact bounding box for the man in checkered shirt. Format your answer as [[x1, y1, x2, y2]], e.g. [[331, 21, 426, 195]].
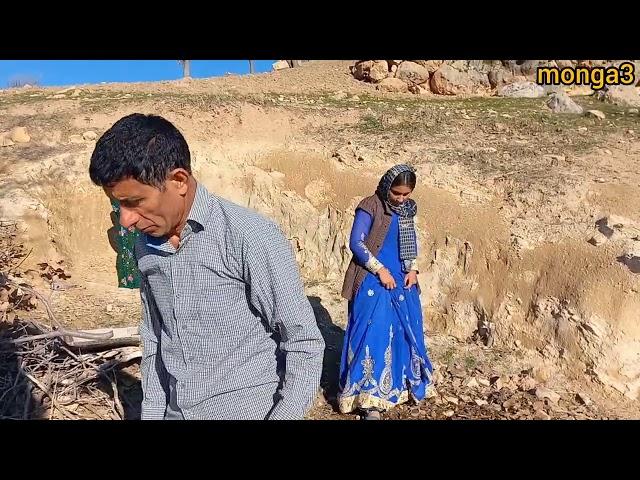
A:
[[89, 113, 324, 420]]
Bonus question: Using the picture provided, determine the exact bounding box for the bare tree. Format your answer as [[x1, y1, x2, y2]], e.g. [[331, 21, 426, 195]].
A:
[[178, 60, 191, 79], [7, 74, 40, 88]]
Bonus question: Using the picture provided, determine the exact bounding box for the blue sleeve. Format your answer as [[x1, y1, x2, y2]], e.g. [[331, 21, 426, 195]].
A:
[[349, 209, 385, 274]]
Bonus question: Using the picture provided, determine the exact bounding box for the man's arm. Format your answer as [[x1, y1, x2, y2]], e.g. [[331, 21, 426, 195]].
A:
[[242, 222, 325, 420], [139, 277, 170, 420]]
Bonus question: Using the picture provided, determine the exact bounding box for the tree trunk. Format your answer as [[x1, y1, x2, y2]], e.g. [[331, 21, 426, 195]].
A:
[[182, 60, 191, 78]]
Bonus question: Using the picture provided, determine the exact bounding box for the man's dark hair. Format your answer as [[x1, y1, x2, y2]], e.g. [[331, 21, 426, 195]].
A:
[[391, 170, 416, 190], [89, 113, 191, 188]]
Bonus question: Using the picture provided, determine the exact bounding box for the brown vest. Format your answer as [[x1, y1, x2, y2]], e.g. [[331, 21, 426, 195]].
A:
[[341, 195, 388, 300]]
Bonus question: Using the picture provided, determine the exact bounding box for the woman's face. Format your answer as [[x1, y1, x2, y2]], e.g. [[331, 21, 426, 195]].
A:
[[388, 184, 413, 206]]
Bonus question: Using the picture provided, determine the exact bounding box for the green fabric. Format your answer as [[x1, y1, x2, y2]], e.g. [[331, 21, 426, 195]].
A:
[[111, 200, 141, 289]]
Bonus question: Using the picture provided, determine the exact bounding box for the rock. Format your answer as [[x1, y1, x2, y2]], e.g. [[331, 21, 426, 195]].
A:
[[534, 409, 551, 420], [491, 376, 505, 390], [576, 392, 592, 406], [304, 179, 334, 207], [533, 400, 545, 411], [497, 81, 545, 98], [430, 65, 472, 95], [519, 377, 538, 392], [601, 85, 640, 107], [414, 60, 443, 74], [478, 378, 490, 387], [444, 396, 459, 405], [443, 410, 455, 418], [629, 108, 639, 114], [272, 60, 290, 71], [488, 69, 503, 89], [369, 61, 389, 83], [10, 127, 30, 143], [396, 61, 430, 86], [390, 65, 398, 74], [52, 94, 66, 99], [555, 60, 573, 69], [620, 244, 640, 274], [588, 231, 608, 246], [331, 91, 348, 101], [467, 69, 490, 88], [466, 377, 480, 389], [586, 109, 606, 120], [82, 130, 98, 141], [376, 77, 409, 93], [69, 135, 84, 144], [349, 95, 360, 102], [535, 386, 561, 404], [1, 135, 15, 147], [352, 60, 374, 81], [106, 304, 113, 313], [474, 399, 488, 406], [547, 91, 584, 114]]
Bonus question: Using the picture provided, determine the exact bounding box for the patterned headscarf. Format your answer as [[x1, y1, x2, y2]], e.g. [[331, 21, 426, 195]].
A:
[[376, 164, 418, 271]]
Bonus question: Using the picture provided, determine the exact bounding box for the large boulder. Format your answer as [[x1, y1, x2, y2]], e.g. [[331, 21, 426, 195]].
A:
[[547, 91, 584, 114], [430, 65, 473, 95], [377, 77, 409, 93], [497, 81, 545, 98], [396, 61, 430, 85]]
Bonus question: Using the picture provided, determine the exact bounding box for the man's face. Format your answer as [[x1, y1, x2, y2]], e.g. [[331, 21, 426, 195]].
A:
[[105, 170, 189, 238]]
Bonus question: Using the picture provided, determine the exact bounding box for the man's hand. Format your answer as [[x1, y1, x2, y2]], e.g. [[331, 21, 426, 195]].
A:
[[404, 270, 418, 289], [377, 267, 396, 290]]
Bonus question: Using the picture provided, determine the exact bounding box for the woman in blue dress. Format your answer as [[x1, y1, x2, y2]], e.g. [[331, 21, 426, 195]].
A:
[[338, 164, 433, 419]]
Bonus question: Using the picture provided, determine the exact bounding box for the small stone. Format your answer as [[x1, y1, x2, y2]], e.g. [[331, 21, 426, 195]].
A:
[[576, 392, 592, 406], [10, 127, 30, 143], [519, 377, 538, 392], [443, 410, 455, 418], [491, 376, 505, 390], [478, 378, 490, 387], [349, 95, 360, 102], [627, 129, 634, 135], [466, 377, 479, 389], [586, 109, 606, 120], [444, 396, 459, 405], [1, 136, 15, 147], [534, 409, 551, 420], [578, 127, 588, 133], [629, 108, 639, 114], [106, 304, 113, 313], [52, 94, 66, 99], [475, 399, 488, 406], [535, 386, 561, 404], [396, 107, 405, 111], [514, 339, 522, 348], [82, 131, 98, 141], [588, 231, 608, 246], [533, 401, 545, 411], [603, 148, 612, 155]]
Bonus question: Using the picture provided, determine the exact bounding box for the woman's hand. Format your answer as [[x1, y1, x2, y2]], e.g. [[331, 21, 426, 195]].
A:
[[404, 270, 418, 289], [377, 267, 396, 290]]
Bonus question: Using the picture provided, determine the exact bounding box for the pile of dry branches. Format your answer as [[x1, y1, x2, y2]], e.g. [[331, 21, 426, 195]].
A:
[[1, 221, 141, 420]]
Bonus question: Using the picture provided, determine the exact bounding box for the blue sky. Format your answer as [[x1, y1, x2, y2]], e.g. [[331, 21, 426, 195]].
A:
[[0, 60, 277, 87]]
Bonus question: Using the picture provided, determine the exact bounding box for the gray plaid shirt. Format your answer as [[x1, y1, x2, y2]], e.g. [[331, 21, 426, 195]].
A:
[[135, 182, 324, 420]]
